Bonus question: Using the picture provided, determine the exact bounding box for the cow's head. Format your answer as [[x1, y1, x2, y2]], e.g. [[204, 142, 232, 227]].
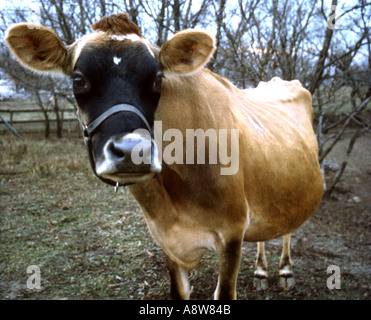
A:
[[5, 13, 215, 186]]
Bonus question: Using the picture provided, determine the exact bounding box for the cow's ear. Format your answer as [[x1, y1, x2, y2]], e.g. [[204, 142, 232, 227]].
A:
[[159, 30, 215, 76], [5, 23, 71, 75]]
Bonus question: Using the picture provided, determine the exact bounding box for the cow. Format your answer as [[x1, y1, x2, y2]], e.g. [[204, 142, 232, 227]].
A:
[[5, 13, 323, 300]]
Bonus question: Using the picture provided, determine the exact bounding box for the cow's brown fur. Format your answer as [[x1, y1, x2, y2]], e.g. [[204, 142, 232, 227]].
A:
[[5, 14, 323, 300], [92, 13, 142, 36]]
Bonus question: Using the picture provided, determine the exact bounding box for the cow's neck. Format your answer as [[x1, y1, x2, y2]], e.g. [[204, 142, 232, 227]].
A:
[[129, 69, 244, 217]]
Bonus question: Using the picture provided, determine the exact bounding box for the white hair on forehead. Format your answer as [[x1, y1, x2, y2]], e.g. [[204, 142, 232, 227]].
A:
[[107, 33, 155, 58], [108, 33, 141, 41]]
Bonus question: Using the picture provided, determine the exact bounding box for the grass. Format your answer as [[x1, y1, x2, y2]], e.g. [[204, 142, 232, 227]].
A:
[[1, 132, 369, 300], [312, 86, 370, 114], [0, 134, 168, 299], [0, 110, 76, 122]]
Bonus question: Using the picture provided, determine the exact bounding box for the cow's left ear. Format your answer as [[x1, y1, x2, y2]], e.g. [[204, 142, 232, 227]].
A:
[[5, 23, 71, 75], [158, 30, 215, 76]]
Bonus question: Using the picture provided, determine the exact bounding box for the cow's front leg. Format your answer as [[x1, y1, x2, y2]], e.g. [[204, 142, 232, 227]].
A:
[[165, 254, 191, 300], [214, 238, 243, 300]]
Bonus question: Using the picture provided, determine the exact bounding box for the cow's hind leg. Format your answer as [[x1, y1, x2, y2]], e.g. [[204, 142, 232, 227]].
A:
[[278, 233, 295, 289], [165, 254, 191, 300], [253, 241, 269, 290]]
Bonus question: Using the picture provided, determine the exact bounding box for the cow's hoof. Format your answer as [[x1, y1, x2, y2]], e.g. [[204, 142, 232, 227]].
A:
[[278, 270, 295, 290], [253, 269, 269, 291]]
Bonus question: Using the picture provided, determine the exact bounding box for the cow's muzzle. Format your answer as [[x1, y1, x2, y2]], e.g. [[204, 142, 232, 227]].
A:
[[77, 103, 162, 188], [96, 131, 162, 184]]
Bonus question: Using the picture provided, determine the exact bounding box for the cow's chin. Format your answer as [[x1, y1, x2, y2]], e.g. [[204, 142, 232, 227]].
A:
[[100, 172, 157, 185]]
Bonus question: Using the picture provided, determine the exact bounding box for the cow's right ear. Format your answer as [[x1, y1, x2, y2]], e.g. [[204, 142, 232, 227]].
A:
[[5, 23, 71, 75], [158, 30, 215, 77]]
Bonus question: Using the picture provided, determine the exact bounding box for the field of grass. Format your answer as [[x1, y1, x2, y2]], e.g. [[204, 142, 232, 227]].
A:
[[0, 135, 168, 299], [0, 132, 370, 300]]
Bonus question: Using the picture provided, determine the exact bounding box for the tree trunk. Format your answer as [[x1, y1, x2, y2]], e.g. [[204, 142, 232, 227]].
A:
[[34, 90, 50, 139], [308, 0, 337, 95], [53, 91, 63, 139]]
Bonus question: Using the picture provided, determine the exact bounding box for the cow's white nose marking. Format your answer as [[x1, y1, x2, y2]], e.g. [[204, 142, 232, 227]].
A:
[[113, 56, 122, 65]]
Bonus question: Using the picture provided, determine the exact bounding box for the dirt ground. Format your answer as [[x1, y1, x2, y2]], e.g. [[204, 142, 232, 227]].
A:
[[0, 130, 370, 300]]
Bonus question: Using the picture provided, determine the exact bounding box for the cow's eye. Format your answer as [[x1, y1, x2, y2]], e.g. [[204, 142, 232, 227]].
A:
[[71, 73, 90, 94], [153, 71, 164, 94]]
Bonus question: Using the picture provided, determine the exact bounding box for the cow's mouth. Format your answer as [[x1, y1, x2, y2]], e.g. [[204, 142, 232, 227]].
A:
[[100, 172, 157, 184]]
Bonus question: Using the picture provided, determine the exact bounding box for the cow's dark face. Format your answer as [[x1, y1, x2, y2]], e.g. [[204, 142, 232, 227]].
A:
[[72, 35, 163, 184]]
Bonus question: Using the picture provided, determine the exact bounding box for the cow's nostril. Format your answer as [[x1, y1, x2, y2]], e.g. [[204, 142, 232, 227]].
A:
[[107, 141, 126, 159]]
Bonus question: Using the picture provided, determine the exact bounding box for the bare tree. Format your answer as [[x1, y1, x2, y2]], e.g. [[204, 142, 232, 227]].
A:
[[313, 1, 371, 197], [0, 0, 370, 194]]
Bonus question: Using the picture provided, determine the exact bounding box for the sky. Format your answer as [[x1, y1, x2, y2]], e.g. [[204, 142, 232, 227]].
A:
[[1, 0, 36, 8], [0, 0, 368, 64], [0, 0, 41, 24]]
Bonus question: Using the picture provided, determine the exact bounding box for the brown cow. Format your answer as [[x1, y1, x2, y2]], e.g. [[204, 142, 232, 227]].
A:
[[5, 13, 323, 299]]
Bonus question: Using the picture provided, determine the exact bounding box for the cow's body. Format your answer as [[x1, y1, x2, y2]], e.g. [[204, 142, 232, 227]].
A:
[[131, 71, 321, 264], [129, 71, 323, 297], [6, 13, 323, 299]]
